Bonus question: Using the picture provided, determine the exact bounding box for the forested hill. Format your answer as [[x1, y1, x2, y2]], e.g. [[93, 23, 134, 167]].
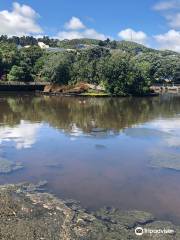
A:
[[0, 35, 180, 96]]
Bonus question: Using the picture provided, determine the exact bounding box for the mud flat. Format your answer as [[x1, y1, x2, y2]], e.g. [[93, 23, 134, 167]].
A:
[[0, 183, 179, 239]]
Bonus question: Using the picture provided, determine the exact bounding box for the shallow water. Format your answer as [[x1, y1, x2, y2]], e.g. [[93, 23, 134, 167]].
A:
[[0, 92, 180, 224]]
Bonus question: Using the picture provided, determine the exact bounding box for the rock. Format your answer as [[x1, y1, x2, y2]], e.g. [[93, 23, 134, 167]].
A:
[[45, 163, 63, 169], [95, 144, 107, 150], [149, 150, 180, 171], [43, 84, 52, 93], [43, 84, 64, 93], [0, 183, 179, 239], [0, 158, 24, 174], [21, 180, 48, 192], [43, 83, 106, 95], [95, 207, 155, 228]]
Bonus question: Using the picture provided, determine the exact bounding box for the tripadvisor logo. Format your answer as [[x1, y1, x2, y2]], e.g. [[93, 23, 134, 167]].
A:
[[135, 227, 144, 236], [135, 226, 175, 236]]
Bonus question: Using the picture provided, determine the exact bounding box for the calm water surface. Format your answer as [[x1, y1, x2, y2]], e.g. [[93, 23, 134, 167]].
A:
[[0, 93, 180, 224]]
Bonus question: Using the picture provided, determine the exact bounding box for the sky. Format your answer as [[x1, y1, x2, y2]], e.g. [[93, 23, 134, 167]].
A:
[[0, 0, 180, 51]]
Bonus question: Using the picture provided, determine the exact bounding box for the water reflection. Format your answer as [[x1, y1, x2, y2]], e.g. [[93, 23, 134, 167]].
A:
[[0, 120, 41, 149], [1, 93, 180, 134], [0, 93, 180, 224], [123, 128, 170, 139], [143, 118, 180, 148]]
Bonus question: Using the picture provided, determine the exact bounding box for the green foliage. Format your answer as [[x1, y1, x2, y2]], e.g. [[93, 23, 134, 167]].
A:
[[0, 43, 44, 82], [18, 46, 44, 81], [99, 52, 131, 95], [71, 47, 110, 84], [39, 52, 75, 84], [115, 40, 156, 55], [135, 51, 180, 83], [57, 38, 100, 49], [0, 42, 18, 78], [127, 60, 151, 95], [1, 36, 180, 96], [7, 65, 26, 81], [0, 35, 58, 47]]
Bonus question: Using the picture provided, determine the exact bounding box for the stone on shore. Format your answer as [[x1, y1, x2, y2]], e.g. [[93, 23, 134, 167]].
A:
[[0, 183, 180, 239], [149, 150, 180, 171]]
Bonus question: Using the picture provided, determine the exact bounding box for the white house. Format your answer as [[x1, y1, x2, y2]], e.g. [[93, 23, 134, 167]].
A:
[[38, 42, 50, 49]]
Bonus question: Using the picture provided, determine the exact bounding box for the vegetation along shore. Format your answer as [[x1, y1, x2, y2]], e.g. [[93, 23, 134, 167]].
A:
[[0, 36, 180, 96]]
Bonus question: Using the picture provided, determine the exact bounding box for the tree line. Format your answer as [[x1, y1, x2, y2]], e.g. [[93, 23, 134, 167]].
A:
[[0, 36, 180, 96]]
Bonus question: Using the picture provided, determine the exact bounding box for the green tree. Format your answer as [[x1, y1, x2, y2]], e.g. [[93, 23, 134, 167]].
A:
[[71, 47, 110, 84], [40, 52, 75, 84], [7, 65, 26, 81], [100, 52, 131, 95], [0, 42, 18, 79]]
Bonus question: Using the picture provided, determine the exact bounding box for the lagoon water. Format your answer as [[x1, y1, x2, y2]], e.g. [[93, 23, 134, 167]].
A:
[[0, 93, 180, 224]]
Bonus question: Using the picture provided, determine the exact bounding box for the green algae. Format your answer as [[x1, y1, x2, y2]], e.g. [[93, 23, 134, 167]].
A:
[[0, 183, 179, 240], [0, 158, 24, 174], [149, 150, 180, 171]]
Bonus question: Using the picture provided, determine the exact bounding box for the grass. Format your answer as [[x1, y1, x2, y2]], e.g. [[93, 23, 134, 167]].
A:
[[80, 92, 110, 97]]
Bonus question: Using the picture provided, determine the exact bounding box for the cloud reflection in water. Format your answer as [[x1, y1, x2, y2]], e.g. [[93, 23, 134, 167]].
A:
[[0, 120, 42, 149]]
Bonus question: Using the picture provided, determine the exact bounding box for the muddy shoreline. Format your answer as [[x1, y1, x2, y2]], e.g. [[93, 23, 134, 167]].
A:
[[0, 182, 179, 239]]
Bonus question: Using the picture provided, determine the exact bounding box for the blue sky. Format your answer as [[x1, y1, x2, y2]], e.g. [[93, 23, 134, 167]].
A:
[[0, 0, 180, 51]]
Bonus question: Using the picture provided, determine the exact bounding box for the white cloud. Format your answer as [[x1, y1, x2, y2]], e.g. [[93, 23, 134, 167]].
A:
[[166, 13, 180, 28], [0, 2, 43, 36], [118, 28, 148, 44], [65, 17, 85, 30], [57, 31, 84, 40], [154, 0, 180, 11], [154, 29, 180, 51], [57, 29, 107, 40], [0, 120, 42, 149], [56, 16, 108, 40], [153, 1, 180, 29]]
